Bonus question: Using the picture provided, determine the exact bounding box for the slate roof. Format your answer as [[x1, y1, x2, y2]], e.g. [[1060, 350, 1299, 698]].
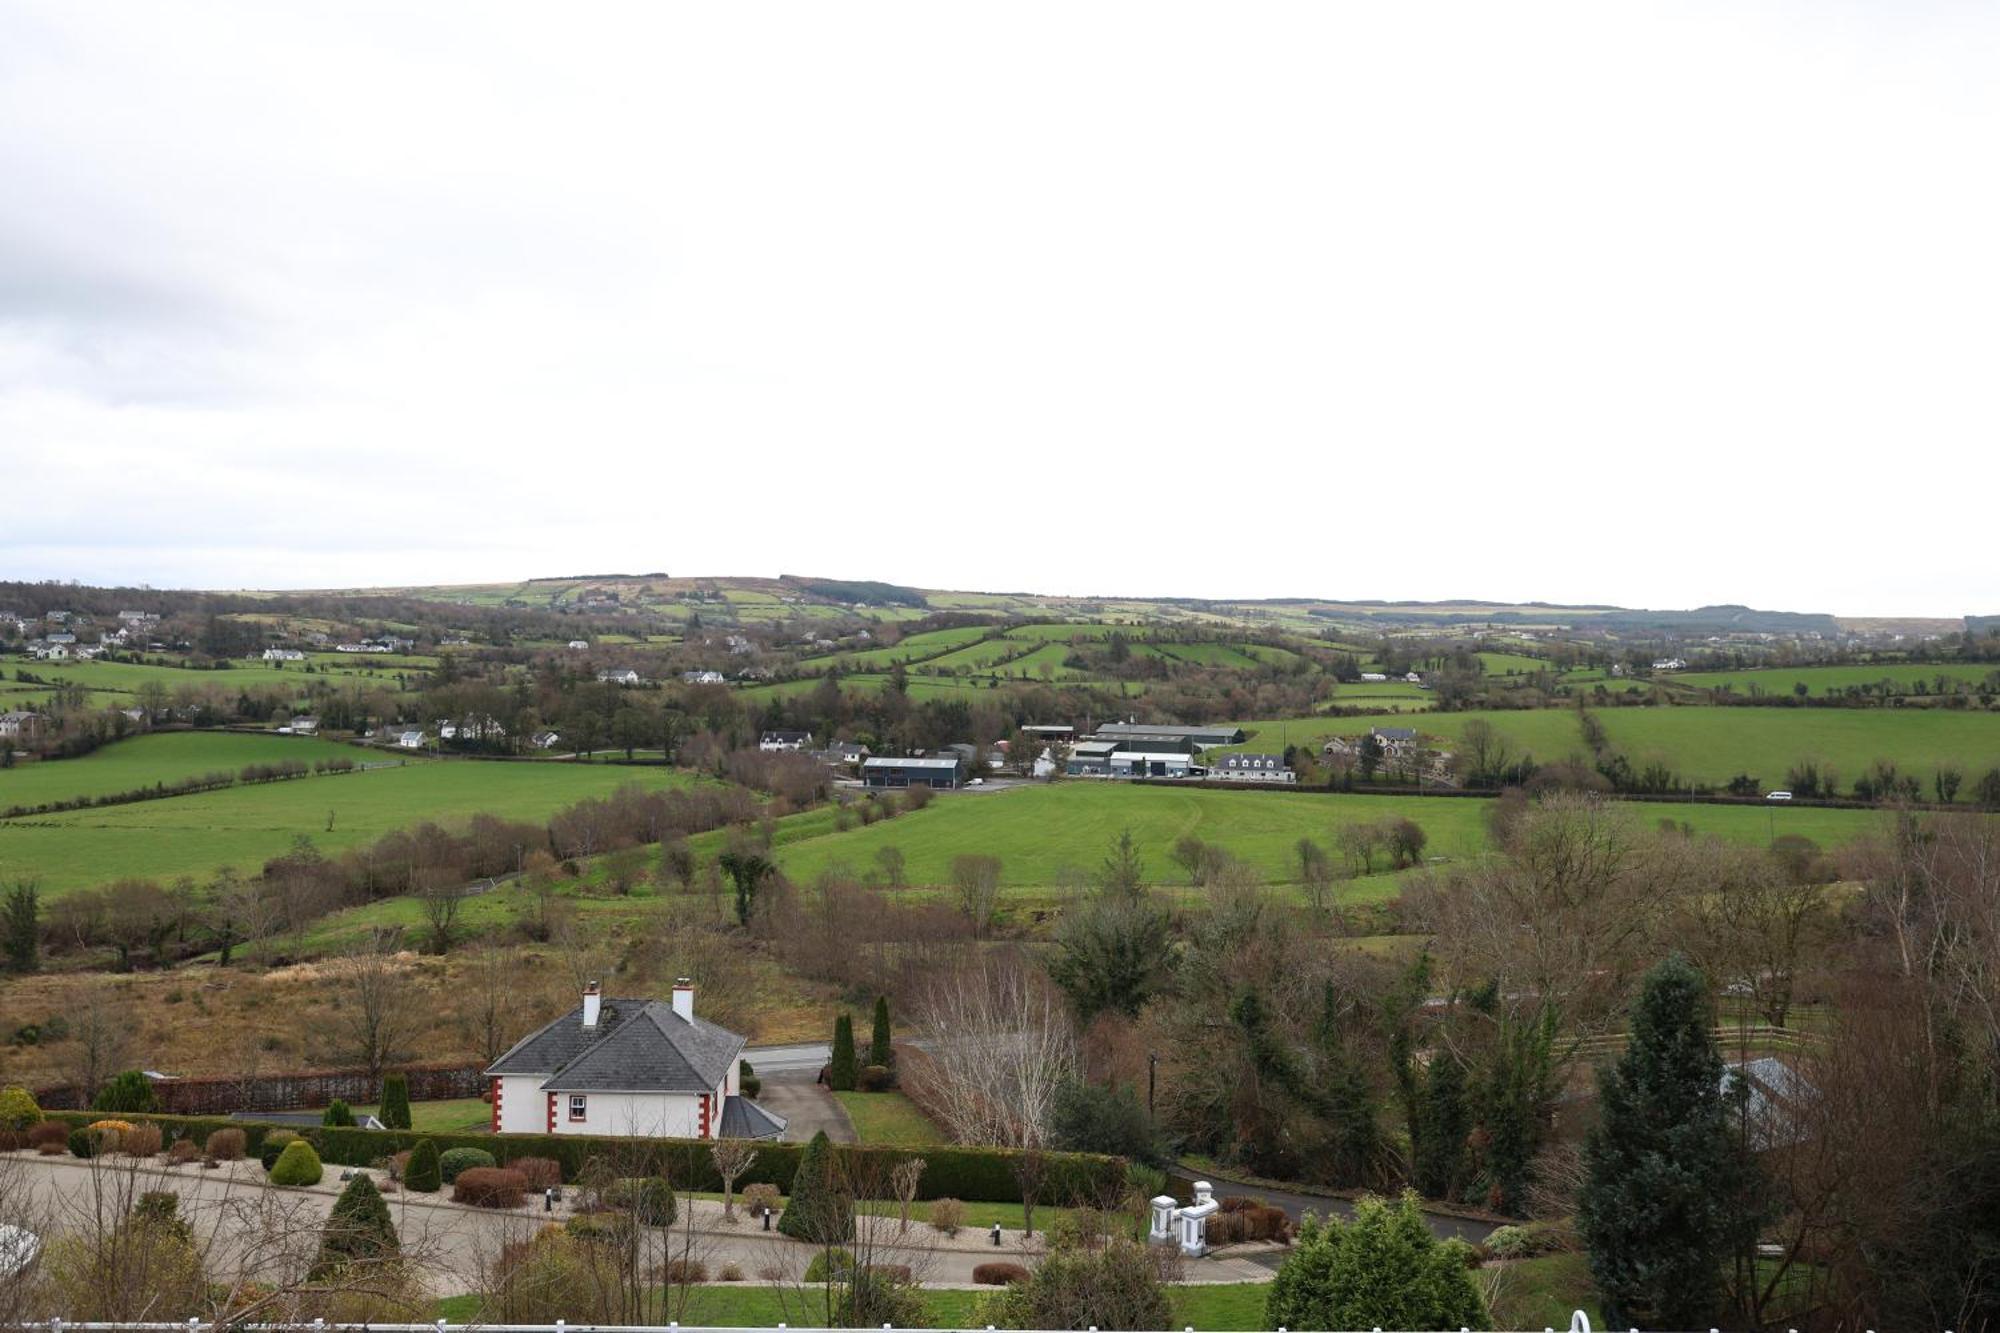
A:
[[1372, 726, 1418, 742], [486, 997, 745, 1094], [719, 1094, 788, 1140]]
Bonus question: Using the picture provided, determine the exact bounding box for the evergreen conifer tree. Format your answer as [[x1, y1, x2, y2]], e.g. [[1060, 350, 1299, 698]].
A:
[[777, 1130, 854, 1243], [3, 883, 38, 974], [869, 995, 893, 1068], [403, 1138, 442, 1193], [1579, 954, 1753, 1330], [311, 1173, 400, 1279], [379, 1072, 412, 1130], [829, 1014, 858, 1091]]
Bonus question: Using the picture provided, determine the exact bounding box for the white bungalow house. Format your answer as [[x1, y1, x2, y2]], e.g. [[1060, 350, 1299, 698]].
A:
[[263, 648, 306, 662], [1212, 753, 1296, 784], [391, 726, 427, 749], [681, 670, 726, 685], [567, 640, 590, 651], [485, 981, 786, 1141], [596, 668, 642, 686], [758, 730, 813, 752], [288, 716, 320, 736]]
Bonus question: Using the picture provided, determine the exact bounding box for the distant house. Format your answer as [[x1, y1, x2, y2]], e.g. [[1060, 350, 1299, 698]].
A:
[[596, 669, 642, 686], [0, 711, 48, 741], [1030, 747, 1058, 779], [1404, 671, 1423, 683], [759, 730, 813, 752], [44, 633, 76, 646], [263, 648, 306, 662], [567, 640, 590, 651], [391, 726, 427, 749], [1358, 672, 1388, 683], [486, 981, 784, 1141], [861, 756, 964, 789], [1371, 726, 1419, 756], [819, 739, 870, 766], [288, 716, 320, 736], [1019, 724, 1075, 741], [1213, 753, 1296, 783], [531, 730, 562, 750], [1652, 658, 1687, 671], [681, 670, 725, 685]]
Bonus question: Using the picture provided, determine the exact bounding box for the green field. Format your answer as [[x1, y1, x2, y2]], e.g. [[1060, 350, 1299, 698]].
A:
[[1, 760, 695, 896], [770, 783, 1880, 894], [1230, 706, 2000, 788], [831, 1089, 946, 1145], [1671, 662, 2000, 697], [0, 731, 374, 810], [1476, 651, 1550, 675]]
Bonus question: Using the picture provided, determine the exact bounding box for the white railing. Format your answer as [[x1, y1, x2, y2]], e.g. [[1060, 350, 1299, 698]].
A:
[[0, 1319, 1605, 1333]]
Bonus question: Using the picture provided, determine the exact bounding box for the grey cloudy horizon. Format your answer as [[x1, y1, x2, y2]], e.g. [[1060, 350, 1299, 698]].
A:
[[2, 2, 1995, 617]]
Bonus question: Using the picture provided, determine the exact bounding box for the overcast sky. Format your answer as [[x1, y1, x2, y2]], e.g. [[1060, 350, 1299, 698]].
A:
[[1, 2, 1994, 616]]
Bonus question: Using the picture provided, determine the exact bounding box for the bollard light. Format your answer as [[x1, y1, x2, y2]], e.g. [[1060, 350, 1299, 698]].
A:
[[991, 1222, 1002, 1246]]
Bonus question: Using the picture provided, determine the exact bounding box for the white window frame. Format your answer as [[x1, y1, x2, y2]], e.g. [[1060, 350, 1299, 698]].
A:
[[568, 1094, 587, 1123]]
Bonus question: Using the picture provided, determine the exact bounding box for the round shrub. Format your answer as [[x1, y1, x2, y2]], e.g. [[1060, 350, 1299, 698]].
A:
[[438, 1146, 496, 1184], [565, 1211, 636, 1245], [928, 1197, 966, 1235], [269, 1140, 324, 1187], [121, 1123, 163, 1158], [204, 1127, 247, 1161], [322, 1099, 355, 1127], [605, 1175, 677, 1226], [403, 1139, 442, 1193], [740, 1074, 762, 1099], [508, 1155, 563, 1191], [67, 1127, 95, 1159], [662, 1258, 707, 1284], [453, 1166, 528, 1208], [0, 1085, 42, 1131], [91, 1070, 159, 1114], [804, 1246, 855, 1283], [168, 1138, 200, 1164], [858, 1064, 893, 1092], [29, 1121, 70, 1154], [741, 1182, 780, 1217], [973, 1261, 1030, 1286]]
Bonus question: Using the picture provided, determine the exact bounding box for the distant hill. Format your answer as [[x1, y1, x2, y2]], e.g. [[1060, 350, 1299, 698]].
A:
[[1592, 604, 1842, 635]]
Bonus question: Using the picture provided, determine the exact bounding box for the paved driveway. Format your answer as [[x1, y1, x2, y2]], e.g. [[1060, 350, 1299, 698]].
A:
[[756, 1074, 856, 1144]]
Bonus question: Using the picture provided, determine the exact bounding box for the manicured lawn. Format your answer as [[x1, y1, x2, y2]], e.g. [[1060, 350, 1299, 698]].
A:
[[833, 1090, 946, 1145], [0, 730, 375, 809], [438, 1279, 1283, 1327], [1, 760, 696, 896], [354, 1097, 493, 1134]]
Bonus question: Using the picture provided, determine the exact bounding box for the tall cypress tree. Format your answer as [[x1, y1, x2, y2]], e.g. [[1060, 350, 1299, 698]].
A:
[[829, 1013, 858, 1090], [3, 883, 38, 975], [1579, 954, 1751, 1331], [869, 995, 894, 1068], [379, 1072, 412, 1130], [1411, 1053, 1470, 1200]]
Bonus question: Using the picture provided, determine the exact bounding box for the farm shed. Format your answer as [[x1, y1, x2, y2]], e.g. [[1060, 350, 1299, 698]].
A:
[[861, 755, 965, 789]]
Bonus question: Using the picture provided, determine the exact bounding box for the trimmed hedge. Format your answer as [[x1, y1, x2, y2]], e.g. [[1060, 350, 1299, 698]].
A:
[[38, 1110, 1125, 1204]]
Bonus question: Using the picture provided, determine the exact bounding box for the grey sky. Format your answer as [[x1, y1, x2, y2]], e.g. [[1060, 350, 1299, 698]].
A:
[[2, 2, 1994, 615]]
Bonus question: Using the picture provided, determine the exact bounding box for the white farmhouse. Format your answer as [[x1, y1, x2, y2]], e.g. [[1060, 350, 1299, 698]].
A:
[[485, 982, 785, 1140]]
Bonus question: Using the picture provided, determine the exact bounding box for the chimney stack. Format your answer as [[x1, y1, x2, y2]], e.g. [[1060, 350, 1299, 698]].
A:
[[582, 981, 602, 1029], [671, 977, 694, 1024]]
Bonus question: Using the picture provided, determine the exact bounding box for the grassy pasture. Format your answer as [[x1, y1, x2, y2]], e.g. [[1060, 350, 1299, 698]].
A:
[[1671, 662, 2000, 697], [1476, 651, 1549, 675], [1230, 707, 2000, 787], [0, 732, 373, 809], [0, 760, 696, 896], [769, 783, 1880, 894]]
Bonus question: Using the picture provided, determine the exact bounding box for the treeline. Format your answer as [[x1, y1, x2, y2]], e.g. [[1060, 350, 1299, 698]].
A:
[[0, 757, 357, 820]]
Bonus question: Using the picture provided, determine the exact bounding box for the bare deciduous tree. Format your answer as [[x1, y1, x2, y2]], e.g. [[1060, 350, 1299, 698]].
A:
[[949, 854, 1002, 937], [327, 944, 419, 1079], [710, 1138, 757, 1222], [913, 953, 1077, 1147]]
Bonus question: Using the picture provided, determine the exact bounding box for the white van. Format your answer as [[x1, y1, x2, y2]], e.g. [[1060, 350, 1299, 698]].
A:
[[1765, 790, 1793, 801]]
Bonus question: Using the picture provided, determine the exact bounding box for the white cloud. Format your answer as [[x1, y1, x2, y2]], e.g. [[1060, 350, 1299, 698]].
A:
[[1, 1, 1994, 614]]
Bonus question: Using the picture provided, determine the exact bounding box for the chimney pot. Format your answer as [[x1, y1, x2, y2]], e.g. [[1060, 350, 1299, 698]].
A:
[[582, 982, 602, 1029]]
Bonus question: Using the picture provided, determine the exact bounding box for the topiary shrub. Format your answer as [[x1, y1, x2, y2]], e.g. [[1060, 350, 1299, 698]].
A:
[[30, 1121, 70, 1154], [565, 1211, 636, 1246], [803, 1246, 855, 1283], [452, 1167, 527, 1208], [91, 1070, 159, 1114], [312, 1173, 399, 1278], [605, 1175, 677, 1226], [777, 1130, 852, 1243], [828, 1014, 858, 1091], [121, 1123, 163, 1158], [67, 1127, 95, 1159], [322, 1099, 355, 1127], [403, 1138, 442, 1193], [438, 1146, 496, 1184], [269, 1140, 324, 1187], [973, 1261, 1030, 1285], [205, 1127, 246, 1161], [0, 1085, 42, 1131], [168, 1138, 200, 1164], [378, 1072, 412, 1130], [858, 1064, 893, 1092]]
